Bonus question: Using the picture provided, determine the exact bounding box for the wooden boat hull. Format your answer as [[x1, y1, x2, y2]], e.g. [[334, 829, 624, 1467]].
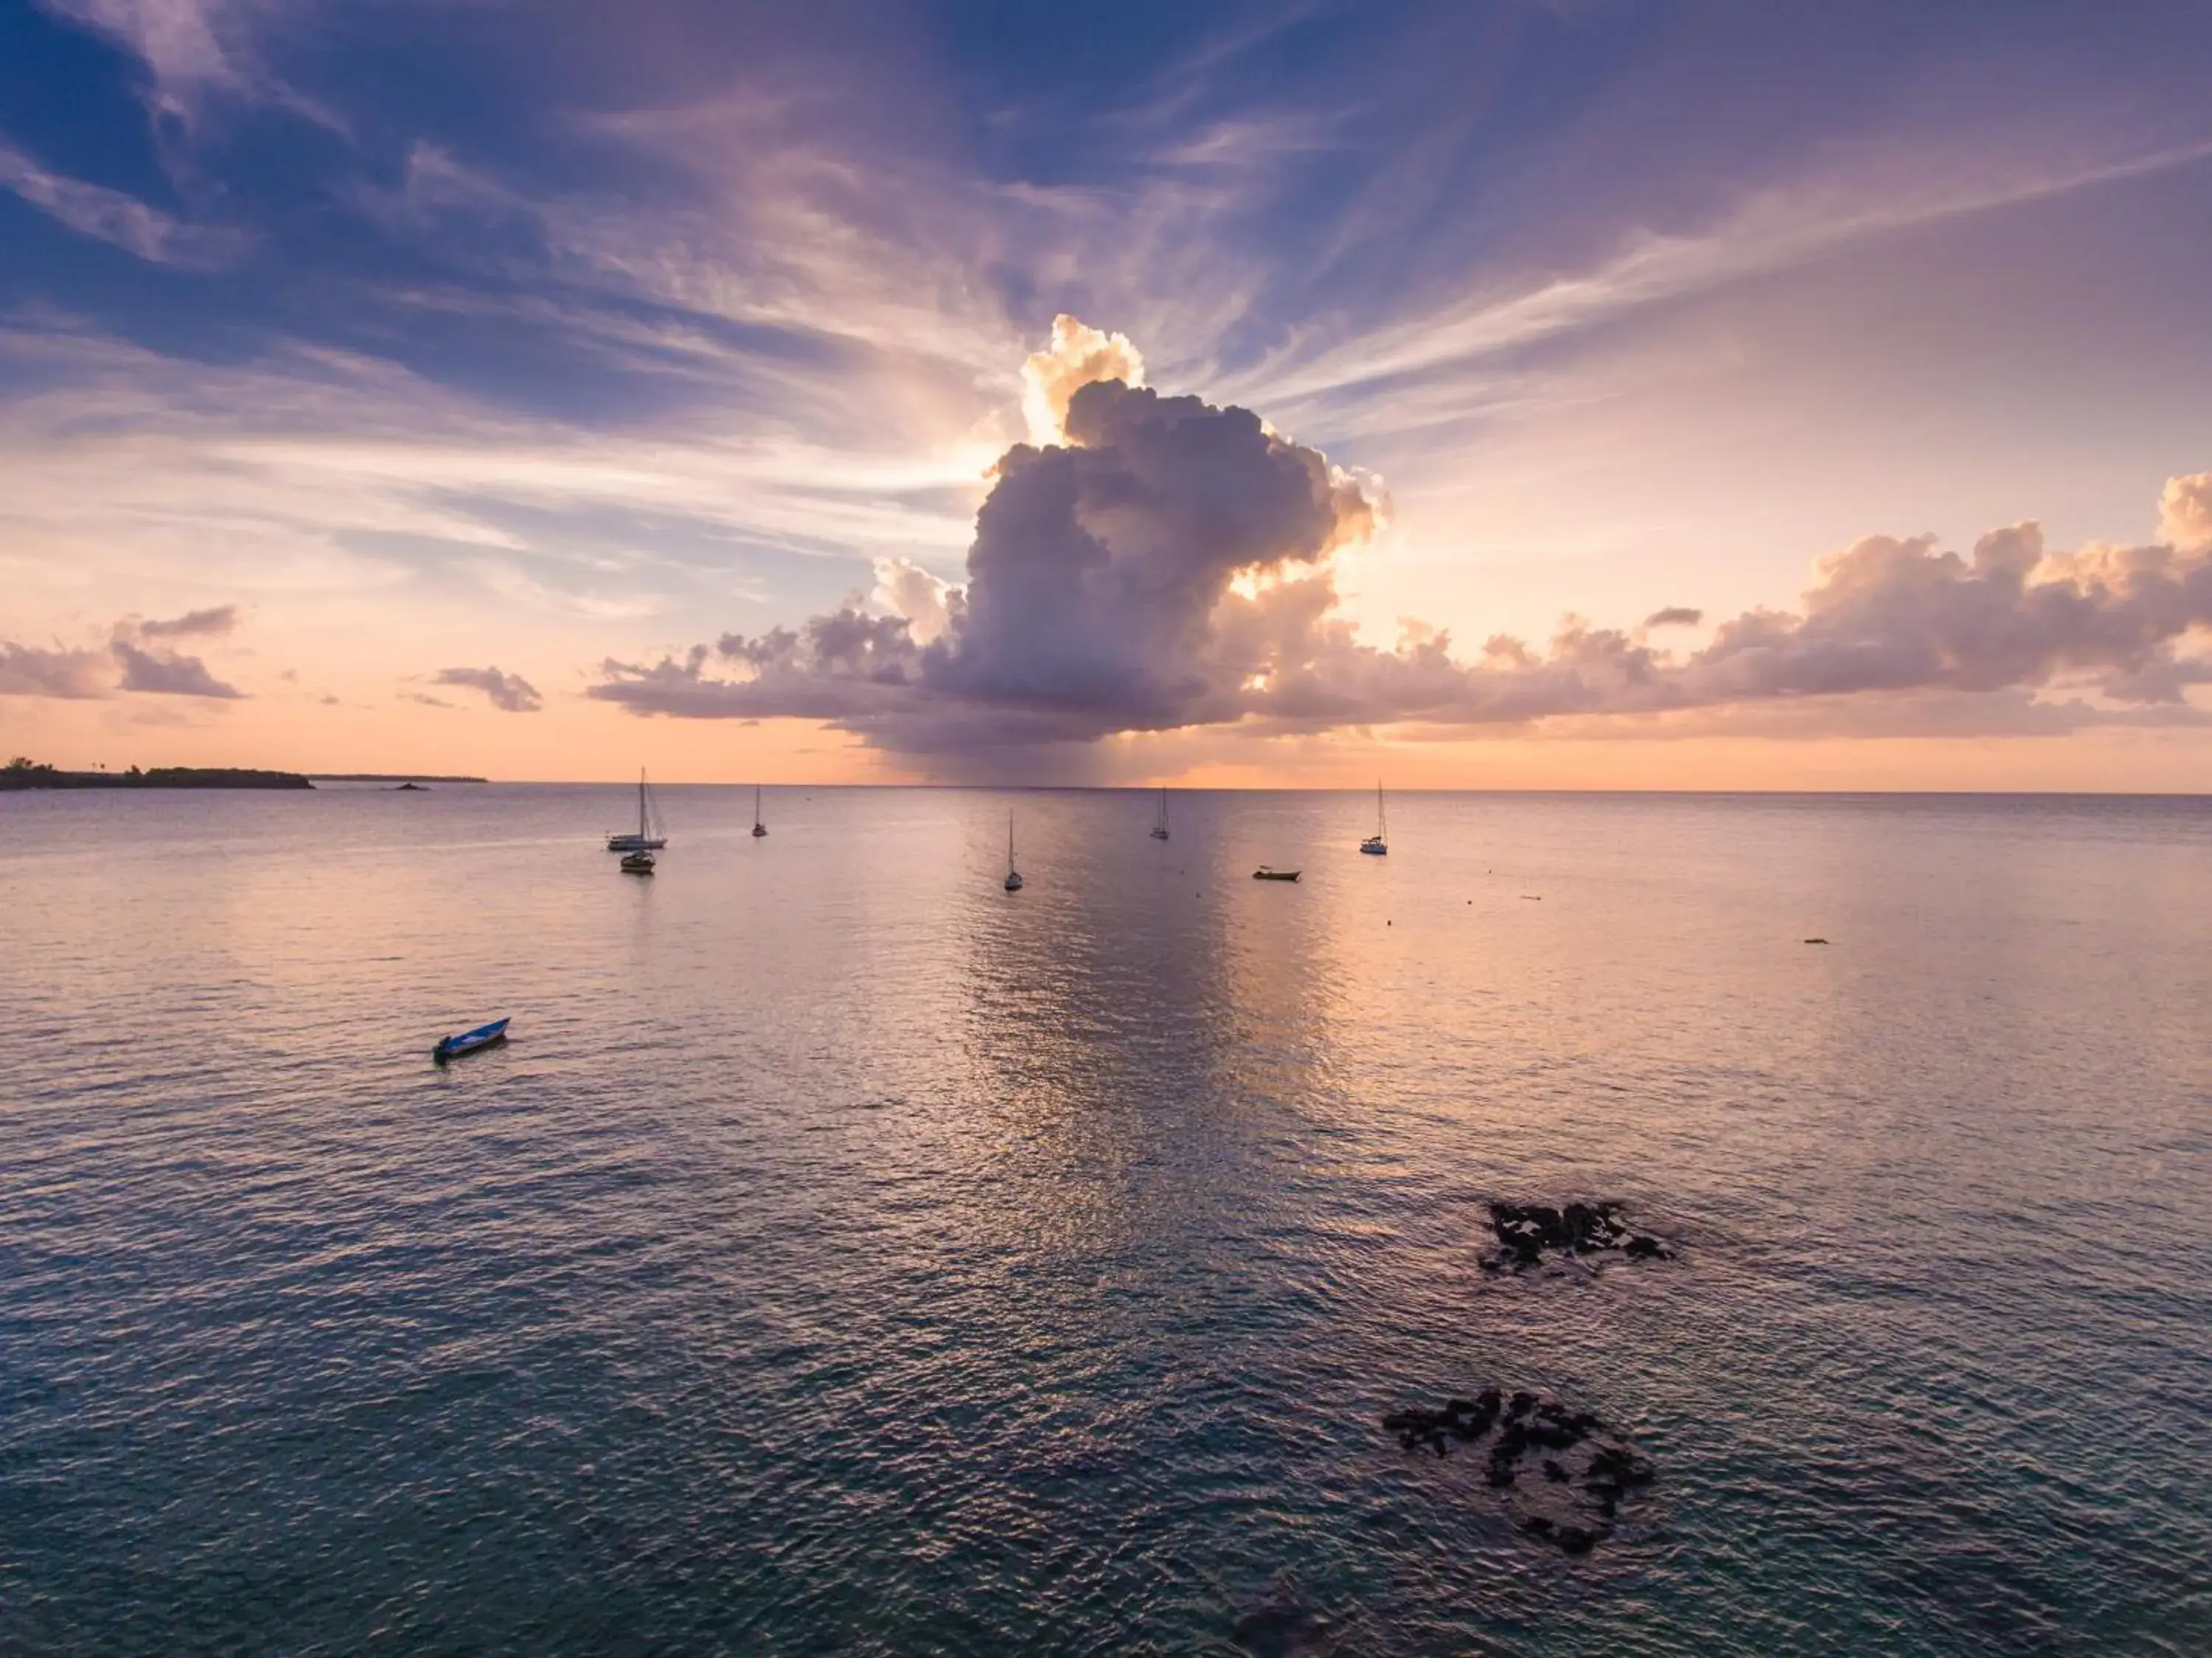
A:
[[1253, 868, 1301, 881]]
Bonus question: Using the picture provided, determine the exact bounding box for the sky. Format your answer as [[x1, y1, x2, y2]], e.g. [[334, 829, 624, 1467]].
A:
[[3, 0, 2211, 788]]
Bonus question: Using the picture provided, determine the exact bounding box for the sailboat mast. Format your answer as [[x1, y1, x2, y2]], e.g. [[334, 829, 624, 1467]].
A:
[[639, 769, 648, 839]]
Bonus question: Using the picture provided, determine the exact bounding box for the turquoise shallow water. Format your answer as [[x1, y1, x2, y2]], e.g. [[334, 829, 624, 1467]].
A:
[[2, 787, 2208, 1655]]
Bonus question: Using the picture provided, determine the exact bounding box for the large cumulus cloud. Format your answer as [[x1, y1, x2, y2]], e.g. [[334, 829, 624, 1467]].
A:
[[591, 371, 1379, 749], [588, 318, 2212, 757]]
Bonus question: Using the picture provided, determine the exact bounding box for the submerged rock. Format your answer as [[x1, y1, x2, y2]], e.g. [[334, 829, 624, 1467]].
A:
[[1481, 1199, 1674, 1272], [1231, 1595, 1338, 1657], [1381, 1387, 1655, 1554], [1383, 1387, 1502, 1453]]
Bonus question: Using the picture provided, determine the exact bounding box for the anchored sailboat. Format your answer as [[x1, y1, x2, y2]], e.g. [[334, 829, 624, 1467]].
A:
[[606, 769, 667, 852], [1360, 780, 1388, 856], [1151, 785, 1170, 841], [1004, 811, 1023, 892], [752, 784, 768, 838], [617, 771, 658, 873]]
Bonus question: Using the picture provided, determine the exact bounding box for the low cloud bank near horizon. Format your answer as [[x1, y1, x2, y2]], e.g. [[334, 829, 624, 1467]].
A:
[[0, 607, 248, 701], [588, 318, 2212, 762]]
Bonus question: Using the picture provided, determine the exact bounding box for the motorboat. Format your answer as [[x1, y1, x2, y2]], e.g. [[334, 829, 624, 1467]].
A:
[[433, 1017, 509, 1063]]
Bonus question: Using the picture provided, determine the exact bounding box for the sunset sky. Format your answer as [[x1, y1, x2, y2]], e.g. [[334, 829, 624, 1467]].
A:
[[4, 0, 2211, 787]]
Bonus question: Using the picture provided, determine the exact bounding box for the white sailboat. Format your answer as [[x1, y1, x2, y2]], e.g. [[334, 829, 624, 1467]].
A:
[[608, 769, 667, 852], [1360, 780, 1388, 855], [752, 784, 768, 838], [619, 771, 658, 873], [1004, 811, 1023, 891], [1151, 785, 1170, 841]]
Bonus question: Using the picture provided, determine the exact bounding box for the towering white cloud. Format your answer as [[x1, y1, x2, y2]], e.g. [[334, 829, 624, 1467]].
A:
[[871, 556, 956, 646], [2160, 471, 2212, 553], [1020, 313, 1146, 446]]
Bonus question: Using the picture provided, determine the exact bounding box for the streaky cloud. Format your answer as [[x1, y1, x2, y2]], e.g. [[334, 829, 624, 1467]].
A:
[[0, 140, 248, 268], [139, 603, 240, 638]]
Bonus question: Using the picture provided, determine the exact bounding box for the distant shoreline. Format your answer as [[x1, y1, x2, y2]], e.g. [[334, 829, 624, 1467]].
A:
[[1, 764, 313, 791], [308, 774, 490, 783]]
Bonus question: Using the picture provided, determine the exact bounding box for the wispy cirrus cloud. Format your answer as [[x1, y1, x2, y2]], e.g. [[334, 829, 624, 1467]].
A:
[[36, 0, 244, 117], [35, 0, 336, 131], [1226, 135, 2212, 431], [0, 141, 248, 268], [136, 603, 237, 638]]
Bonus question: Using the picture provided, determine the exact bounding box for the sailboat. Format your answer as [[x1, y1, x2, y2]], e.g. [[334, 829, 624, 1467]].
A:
[[752, 784, 768, 838], [617, 771, 658, 872], [1150, 785, 1170, 841], [606, 769, 667, 851], [1360, 780, 1388, 856], [1004, 811, 1023, 892]]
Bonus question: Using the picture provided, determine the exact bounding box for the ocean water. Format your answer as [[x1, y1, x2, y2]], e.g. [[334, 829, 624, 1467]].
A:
[[2, 785, 2208, 1656]]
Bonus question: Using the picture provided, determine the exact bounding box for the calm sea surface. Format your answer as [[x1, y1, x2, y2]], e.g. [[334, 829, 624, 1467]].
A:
[[2, 787, 2208, 1655]]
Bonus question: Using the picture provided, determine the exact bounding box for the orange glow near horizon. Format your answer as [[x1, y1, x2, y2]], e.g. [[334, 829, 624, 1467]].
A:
[[11, 693, 2210, 793]]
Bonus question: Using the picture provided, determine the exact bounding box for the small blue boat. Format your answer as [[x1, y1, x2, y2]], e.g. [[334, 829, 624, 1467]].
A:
[[433, 1017, 509, 1063]]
